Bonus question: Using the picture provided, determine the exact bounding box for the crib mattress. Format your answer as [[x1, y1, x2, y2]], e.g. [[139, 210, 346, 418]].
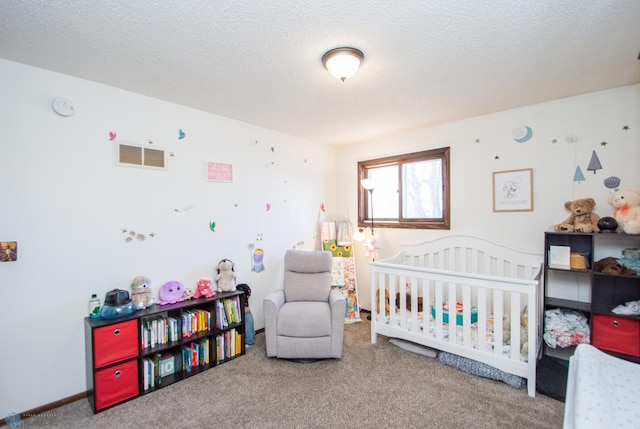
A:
[[564, 344, 640, 429]]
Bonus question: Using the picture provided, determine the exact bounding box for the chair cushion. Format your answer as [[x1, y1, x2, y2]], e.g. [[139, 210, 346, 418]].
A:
[[284, 271, 331, 302], [277, 301, 331, 337], [284, 250, 332, 273]]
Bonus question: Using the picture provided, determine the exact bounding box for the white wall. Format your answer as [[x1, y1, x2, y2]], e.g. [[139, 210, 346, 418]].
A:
[[0, 59, 335, 416], [336, 84, 640, 311]]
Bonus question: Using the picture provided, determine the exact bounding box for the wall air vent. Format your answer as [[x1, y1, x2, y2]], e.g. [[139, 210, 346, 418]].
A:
[[115, 141, 167, 171]]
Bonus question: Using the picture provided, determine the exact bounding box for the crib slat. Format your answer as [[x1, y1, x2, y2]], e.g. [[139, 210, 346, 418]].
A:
[[477, 288, 487, 352], [493, 289, 504, 356], [511, 292, 521, 360]]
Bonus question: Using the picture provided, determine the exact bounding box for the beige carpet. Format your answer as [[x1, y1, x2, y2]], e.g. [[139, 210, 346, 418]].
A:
[[21, 317, 564, 428]]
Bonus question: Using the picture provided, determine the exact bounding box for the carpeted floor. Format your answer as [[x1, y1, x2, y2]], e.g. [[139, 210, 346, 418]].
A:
[[20, 317, 564, 428]]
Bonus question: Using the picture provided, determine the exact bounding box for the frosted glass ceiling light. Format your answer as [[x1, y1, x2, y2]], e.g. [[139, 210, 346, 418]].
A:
[[322, 47, 364, 82]]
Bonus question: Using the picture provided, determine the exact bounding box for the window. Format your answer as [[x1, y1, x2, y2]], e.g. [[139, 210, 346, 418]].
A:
[[357, 147, 450, 230]]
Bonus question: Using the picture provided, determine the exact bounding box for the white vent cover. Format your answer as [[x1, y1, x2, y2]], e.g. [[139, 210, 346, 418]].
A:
[[114, 141, 167, 171]]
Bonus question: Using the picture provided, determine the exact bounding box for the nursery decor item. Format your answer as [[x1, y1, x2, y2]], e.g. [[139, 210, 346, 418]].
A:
[[194, 277, 215, 299], [157, 281, 186, 305], [131, 275, 154, 309], [597, 216, 618, 233], [236, 283, 254, 345], [492, 168, 534, 212], [100, 289, 137, 319], [216, 259, 237, 292], [608, 189, 640, 234], [553, 198, 600, 233], [618, 248, 640, 273], [593, 257, 636, 276]]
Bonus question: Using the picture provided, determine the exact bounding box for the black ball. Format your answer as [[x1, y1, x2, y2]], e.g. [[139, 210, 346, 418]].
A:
[[598, 216, 618, 232]]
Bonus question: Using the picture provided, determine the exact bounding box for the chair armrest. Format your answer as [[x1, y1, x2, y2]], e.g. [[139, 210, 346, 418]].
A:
[[263, 289, 285, 357], [329, 288, 347, 358], [329, 288, 347, 326]]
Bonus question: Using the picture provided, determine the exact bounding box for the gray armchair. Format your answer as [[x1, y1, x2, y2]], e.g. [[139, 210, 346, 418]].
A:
[[264, 250, 346, 359]]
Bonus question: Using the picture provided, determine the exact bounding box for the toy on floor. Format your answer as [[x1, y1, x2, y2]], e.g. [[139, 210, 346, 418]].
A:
[[236, 283, 254, 345], [131, 275, 154, 309], [554, 198, 600, 233], [157, 280, 186, 305], [216, 259, 237, 292], [194, 277, 216, 298], [608, 188, 640, 234]]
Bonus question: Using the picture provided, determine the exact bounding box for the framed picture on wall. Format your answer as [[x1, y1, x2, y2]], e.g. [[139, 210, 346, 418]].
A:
[[492, 168, 533, 212], [205, 161, 233, 183]]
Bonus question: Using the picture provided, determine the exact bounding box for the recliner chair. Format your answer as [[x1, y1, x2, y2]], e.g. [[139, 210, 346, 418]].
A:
[[263, 249, 346, 359]]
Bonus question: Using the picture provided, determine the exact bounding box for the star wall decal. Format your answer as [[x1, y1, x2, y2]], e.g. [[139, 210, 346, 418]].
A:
[[600, 141, 608, 146], [623, 125, 630, 130], [494, 155, 500, 160]]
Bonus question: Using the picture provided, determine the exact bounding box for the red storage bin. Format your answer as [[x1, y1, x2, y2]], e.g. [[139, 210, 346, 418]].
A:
[[93, 319, 138, 368], [592, 314, 640, 357], [94, 359, 139, 410]]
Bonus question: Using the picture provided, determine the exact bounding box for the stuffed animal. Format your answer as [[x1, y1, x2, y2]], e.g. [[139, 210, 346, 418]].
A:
[[554, 198, 600, 233], [608, 189, 640, 234], [131, 275, 154, 309], [157, 281, 186, 305], [194, 277, 216, 298], [215, 259, 237, 292], [594, 257, 636, 276], [618, 248, 640, 273], [183, 288, 194, 300]]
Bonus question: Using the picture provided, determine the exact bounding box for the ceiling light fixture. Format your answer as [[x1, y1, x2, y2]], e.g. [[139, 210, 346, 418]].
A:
[[321, 47, 364, 82]]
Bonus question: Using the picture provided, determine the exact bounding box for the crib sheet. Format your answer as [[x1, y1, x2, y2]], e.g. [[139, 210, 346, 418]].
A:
[[564, 344, 640, 429]]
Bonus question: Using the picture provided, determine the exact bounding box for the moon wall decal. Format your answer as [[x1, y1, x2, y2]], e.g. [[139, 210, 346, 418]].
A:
[[512, 126, 533, 143]]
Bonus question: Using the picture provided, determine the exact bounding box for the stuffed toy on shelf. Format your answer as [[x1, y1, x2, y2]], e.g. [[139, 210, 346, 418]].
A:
[[131, 275, 154, 310], [608, 188, 640, 234], [216, 259, 237, 292], [194, 277, 216, 299], [553, 198, 600, 233]]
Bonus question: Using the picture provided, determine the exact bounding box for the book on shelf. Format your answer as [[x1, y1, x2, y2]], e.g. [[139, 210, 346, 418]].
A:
[[548, 245, 571, 270]]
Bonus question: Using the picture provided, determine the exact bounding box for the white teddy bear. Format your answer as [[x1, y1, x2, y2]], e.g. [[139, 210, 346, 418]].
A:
[[215, 259, 237, 292], [608, 189, 640, 234]]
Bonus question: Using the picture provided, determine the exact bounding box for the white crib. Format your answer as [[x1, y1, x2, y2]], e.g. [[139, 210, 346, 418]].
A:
[[370, 235, 543, 397]]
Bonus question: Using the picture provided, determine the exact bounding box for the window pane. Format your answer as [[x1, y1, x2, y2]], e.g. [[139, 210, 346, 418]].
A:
[[402, 159, 443, 218], [368, 166, 398, 218]]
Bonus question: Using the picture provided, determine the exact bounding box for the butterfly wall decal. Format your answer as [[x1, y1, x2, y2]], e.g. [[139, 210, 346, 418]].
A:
[[109, 132, 116, 140]]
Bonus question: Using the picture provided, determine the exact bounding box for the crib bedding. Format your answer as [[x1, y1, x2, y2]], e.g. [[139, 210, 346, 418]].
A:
[[377, 311, 523, 360], [564, 344, 640, 429]]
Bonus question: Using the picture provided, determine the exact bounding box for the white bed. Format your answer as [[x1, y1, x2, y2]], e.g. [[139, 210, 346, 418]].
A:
[[369, 235, 543, 397], [563, 344, 640, 428]]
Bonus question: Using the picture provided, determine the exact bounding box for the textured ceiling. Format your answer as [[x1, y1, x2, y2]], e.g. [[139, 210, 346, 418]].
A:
[[1, 1, 639, 145]]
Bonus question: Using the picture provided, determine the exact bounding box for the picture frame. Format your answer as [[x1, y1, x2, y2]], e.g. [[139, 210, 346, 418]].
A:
[[492, 168, 533, 212], [205, 161, 233, 183]]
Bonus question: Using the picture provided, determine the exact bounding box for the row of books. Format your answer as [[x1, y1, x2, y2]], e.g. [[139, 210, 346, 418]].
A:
[[182, 309, 211, 338], [215, 297, 242, 329], [141, 316, 180, 350], [183, 338, 210, 373], [142, 353, 163, 390], [215, 329, 242, 364]]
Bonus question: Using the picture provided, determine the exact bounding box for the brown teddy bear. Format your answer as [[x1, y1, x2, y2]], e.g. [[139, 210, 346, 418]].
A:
[[594, 257, 636, 276], [554, 198, 600, 233]]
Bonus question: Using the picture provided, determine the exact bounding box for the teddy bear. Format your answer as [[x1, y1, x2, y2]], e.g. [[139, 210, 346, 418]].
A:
[[215, 259, 237, 292], [553, 198, 600, 233], [131, 275, 154, 309], [594, 257, 636, 276], [608, 189, 640, 234], [194, 277, 216, 299]]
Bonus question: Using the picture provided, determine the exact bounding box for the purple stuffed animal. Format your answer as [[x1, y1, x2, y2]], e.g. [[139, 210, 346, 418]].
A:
[[157, 280, 186, 305]]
